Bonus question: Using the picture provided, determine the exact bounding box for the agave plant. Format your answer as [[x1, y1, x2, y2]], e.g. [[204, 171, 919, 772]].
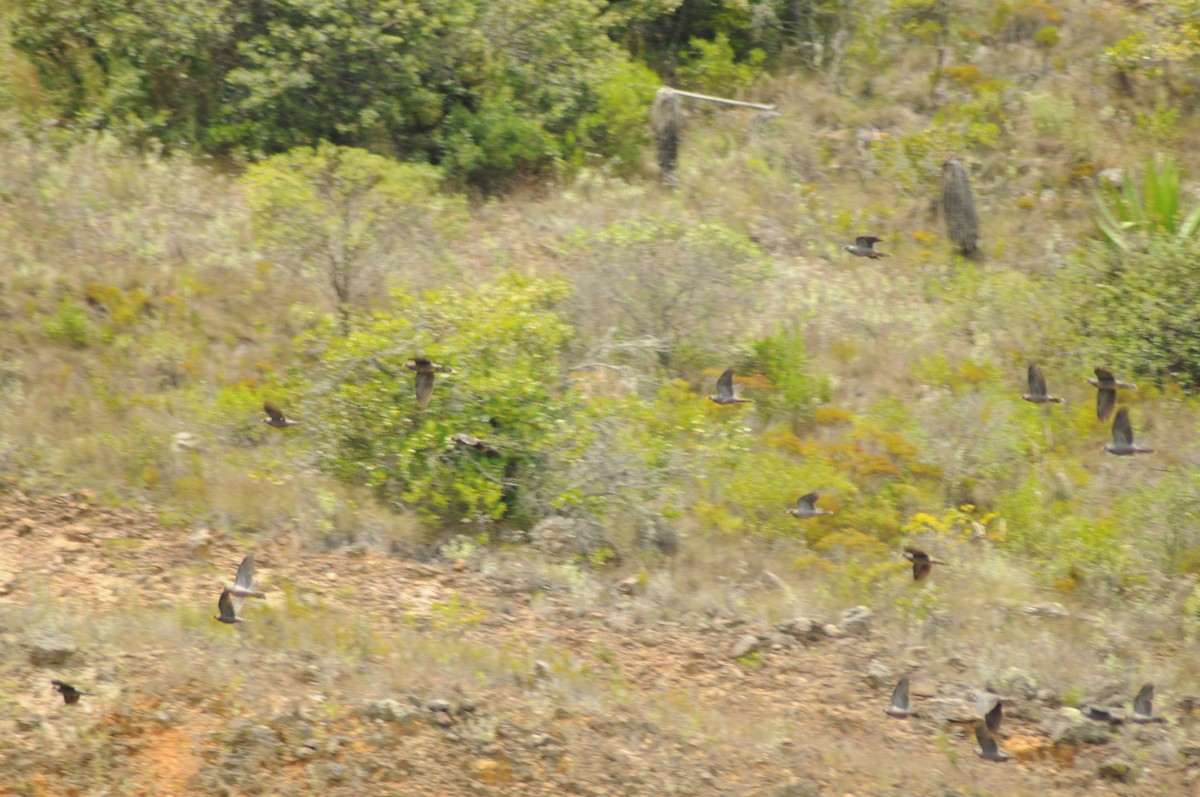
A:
[[1094, 157, 1200, 251]]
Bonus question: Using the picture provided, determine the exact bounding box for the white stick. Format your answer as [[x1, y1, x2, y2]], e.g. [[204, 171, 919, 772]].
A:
[[664, 88, 777, 112]]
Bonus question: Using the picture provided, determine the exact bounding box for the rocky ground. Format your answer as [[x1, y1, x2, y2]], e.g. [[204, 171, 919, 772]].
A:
[[0, 489, 1197, 796]]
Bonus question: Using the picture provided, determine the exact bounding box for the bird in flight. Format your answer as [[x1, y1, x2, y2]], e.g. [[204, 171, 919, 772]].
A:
[[405, 358, 453, 409], [903, 546, 947, 581], [214, 587, 245, 624], [708, 369, 753, 405], [51, 679, 93, 705], [1105, 408, 1154, 456], [226, 554, 266, 600], [788, 492, 832, 519], [885, 676, 918, 718], [979, 693, 1003, 734], [1087, 367, 1135, 422], [843, 236, 888, 259], [974, 719, 1010, 762], [1131, 683, 1163, 723], [262, 401, 299, 428], [1021, 364, 1063, 405]]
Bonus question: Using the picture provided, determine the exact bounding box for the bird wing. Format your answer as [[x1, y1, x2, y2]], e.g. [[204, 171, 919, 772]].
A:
[[716, 369, 735, 400], [975, 720, 999, 755], [913, 560, 931, 581], [1096, 388, 1116, 422], [797, 492, 819, 511], [263, 402, 286, 423], [891, 677, 910, 710], [984, 697, 1004, 733], [1134, 683, 1154, 716], [1112, 408, 1133, 446], [857, 236, 882, 247], [415, 371, 436, 408], [235, 555, 256, 591], [218, 588, 237, 621], [1028, 364, 1048, 397]]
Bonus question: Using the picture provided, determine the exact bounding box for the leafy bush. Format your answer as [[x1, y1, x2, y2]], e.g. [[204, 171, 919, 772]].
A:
[[1092, 158, 1200, 253], [300, 272, 577, 523]]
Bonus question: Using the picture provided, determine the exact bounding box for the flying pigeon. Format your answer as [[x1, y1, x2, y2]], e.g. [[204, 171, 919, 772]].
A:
[[214, 587, 245, 624], [788, 492, 832, 519], [708, 369, 753, 405], [405, 358, 453, 409], [227, 554, 266, 600], [1021, 364, 1063, 405], [262, 401, 299, 428], [1132, 683, 1163, 723], [885, 676, 918, 718], [1105, 408, 1154, 456], [51, 679, 93, 705], [902, 546, 947, 581], [1087, 367, 1135, 422], [974, 719, 1010, 762], [843, 236, 888, 259]]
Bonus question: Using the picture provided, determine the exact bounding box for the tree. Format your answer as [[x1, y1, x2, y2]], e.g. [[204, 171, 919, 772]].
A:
[[240, 143, 465, 333], [566, 218, 772, 368]]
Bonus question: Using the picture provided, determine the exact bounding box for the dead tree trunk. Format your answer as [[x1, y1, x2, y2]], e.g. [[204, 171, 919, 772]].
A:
[[941, 155, 979, 256], [652, 88, 682, 187]]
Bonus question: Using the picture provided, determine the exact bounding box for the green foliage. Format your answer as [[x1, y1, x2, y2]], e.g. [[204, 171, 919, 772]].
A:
[[1093, 158, 1200, 253], [241, 143, 465, 325], [676, 33, 764, 95], [301, 272, 576, 522], [43, 297, 91, 347], [750, 329, 829, 425], [566, 218, 771, 368]]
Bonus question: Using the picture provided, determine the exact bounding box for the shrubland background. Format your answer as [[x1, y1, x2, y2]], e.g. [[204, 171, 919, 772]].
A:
[[5, 0, 1200, 761]]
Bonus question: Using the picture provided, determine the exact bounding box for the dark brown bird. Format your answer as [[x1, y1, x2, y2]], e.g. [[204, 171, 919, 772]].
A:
[[213, 587, 244, 624], [903, 546, 947, 581], [843, 236, 888, 259], [788, 492, 832, 519], [51, 679, 93, 705], [227, 554, 266, 600], [974, 719, 1010, 762], [708, 368, 753, 405], [262, 401, 299, 428], [885, 676, 918, 718], [1132, 683, 1163, 723], [1021, 364, 1063, 405], [1105, 408, 1154, 456], [1087, 367, 1135, 422], [405, 358, 452, 409]]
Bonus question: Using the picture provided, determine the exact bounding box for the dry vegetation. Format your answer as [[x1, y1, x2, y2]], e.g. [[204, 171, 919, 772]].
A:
[[3, 0, 1200, 794]]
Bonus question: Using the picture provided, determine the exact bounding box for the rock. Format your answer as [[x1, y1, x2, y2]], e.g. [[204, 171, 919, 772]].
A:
[[839, 605, 873, 636], [729, 634, 760, 659], [923, 697, 978, 726], [615, 577, 638, 596], [1045, 707, 1114, 744], [16, 714, 43, 731], [471, 758, 513, 784], [14, 518, 35, 537], [821, 623, 844, 638], [1023, 602, 1068, 618], [456, 698, 478, 714], [1098, 756, 1138, 783], [1097, 168, 1124, 187], [26, 633, 77, 667], [426, 698, 453, 714], [991, 667, 1038, 700], [172, 432, 203, 453], [864, 660, 893, 689], [364, 699, 419, 728], [63, 524, 93, 543], [777, 617, 823, 642], [529, 516, 620, 565], [186, 529, 213, 553], [0, 570, 15, 596]]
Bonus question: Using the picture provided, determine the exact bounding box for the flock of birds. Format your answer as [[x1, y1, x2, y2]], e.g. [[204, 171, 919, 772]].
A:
[[708, 325, 1160, 761], [44, 291, 1165, 763]]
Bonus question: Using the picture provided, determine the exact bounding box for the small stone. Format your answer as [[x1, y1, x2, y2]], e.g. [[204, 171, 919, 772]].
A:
[[26, 633, 77, 667], [453, 558, 468, 572], [1045, 707, 1113, 744], [14, 518, 35, 536], [1023, 602, 1068, 618], [615, 577, 638, 596], [839, 606, 873, 636], [864, 660, 893, 688], [821, 623, 844, 638], [777, 617, 822, 642], [471, 758, 513, 784], [729, 634, 760, 659], [456, 698, 478, 714], [16, 714, 43, 731], [1098, 757, 1137, 783], [364, 699, 419, 727], [293, 745, 316, 760], [427, 699, 453, 713], [186, 529, 213, 553]]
